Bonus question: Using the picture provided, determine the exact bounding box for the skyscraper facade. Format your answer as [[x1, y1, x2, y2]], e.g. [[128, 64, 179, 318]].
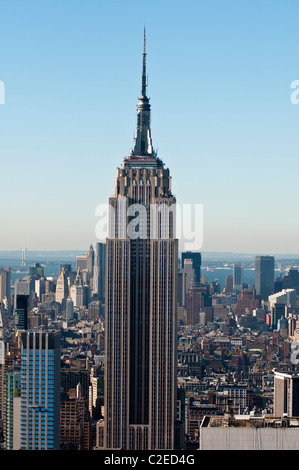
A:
[[5, 366, 21, 450], [86, 245, 95, 274], [104, 34, 178, 450], [186, 285, 213, 326], [233, 263, 243, 293], [255, 255, 275, 300], [93, 242, 106, 301], [181, 252, 201, 286], [0, 267, 11, 312], [19, 330, 61, 450], [14, 294, 29, 330], [55, 268, 69, 306]]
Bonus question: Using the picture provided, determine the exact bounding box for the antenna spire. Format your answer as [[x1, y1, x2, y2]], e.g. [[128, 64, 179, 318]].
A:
[[130, 29, 155, 157], [142, 27, 147, 97]]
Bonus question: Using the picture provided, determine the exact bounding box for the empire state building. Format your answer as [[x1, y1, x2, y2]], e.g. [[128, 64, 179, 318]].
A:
[[104, 33, 178, 450]]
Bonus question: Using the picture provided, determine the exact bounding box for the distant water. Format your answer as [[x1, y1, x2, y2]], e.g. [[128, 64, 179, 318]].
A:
[[0, 250, 288, 291], [202, 267, 284, 290], [0, 251, 80, 288], [202, 267, 255, 290]]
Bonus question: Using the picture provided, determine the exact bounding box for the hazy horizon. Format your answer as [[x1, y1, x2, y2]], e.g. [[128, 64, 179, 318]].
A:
[[1, 1, 299, 253]]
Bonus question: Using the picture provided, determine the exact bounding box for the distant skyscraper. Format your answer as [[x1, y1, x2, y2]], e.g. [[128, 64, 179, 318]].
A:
[[255, 255, 275, 300], [55, 268, 69, 305], [225, 274, 233, 293], [283, 268, 299, 294], [86, 245, 94, 274], [76, 254, 87, 271], [178, 272, 187, 307], [0, 267, 11, 312], [14, 294, 29, 330], [233, 263, 243, 293], [182, 259, 195, 292], [66, 296, 74, 321], [70, 270, 84, 308], [181, 252, 201, 286], [59, 264, 75, 286], [93, 242, 106, 301], [104, 33, 178, 450], [19, 330, 61, 450], [5, 366, 21, 450], [186, 285, 213, 326], [29, 263, 44, 279], [59, 264, 72, 277], [270, 303, 286, 330], [34, 278, 46, 301], [14, 277, 34, 311]]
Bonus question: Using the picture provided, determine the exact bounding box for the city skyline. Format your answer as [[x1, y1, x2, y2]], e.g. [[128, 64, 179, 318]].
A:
[[1, 1, 299, 253], [2, 3, 299, 453]]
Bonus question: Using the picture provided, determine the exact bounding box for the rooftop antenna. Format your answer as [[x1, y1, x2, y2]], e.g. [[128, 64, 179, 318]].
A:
[[142, 26, 147, 97]]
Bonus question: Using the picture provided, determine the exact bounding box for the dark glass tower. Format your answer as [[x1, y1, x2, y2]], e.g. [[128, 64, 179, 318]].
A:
[[255, 255, 275, 300], [14, 294, 29, 330], [181, 252, 201, 285], [104, 33, 178, 450]]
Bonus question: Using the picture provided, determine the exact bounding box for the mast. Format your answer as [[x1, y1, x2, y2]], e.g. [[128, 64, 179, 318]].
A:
[[130, 29, 155, 157]]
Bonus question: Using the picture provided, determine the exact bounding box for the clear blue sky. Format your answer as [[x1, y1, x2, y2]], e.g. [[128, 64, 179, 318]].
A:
[[0, 0, 299, 254]]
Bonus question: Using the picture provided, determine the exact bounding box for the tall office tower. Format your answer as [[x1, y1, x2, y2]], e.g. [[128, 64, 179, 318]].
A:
[[55, 267, 69, 305], [14, 277, 34, 311], [225, 274, 233, 293], [89, 365, 104, 419], [104, 34, 178, 450], [19, 330, 61, 450], [178, 271, 187, 307], [274, 371, 299, 417], [70, 271, 84, 308], [34, 278, 46, 301], [270, 303, 287, 330], [283, 268, 299, 294], [0, 342, 17, 446], [182, 259, 195, 292], [233, 263, 243, 293], [255, 255, 275, 301], [59, 263, 72, 278], [14, 294, 29, 330], [186, 285, 213, 326], [93, 242, 106, 301], [76, 253, 87, 271], [274, 276, 284, 293], [181, 252, 201, 285], [0, 267, 11, 312], [86, 245, 95, 274], [5, 365, 21, 450], [66, 296, 74, 321], [59, 264, 75, 286], [29, 263, 44, 279]]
